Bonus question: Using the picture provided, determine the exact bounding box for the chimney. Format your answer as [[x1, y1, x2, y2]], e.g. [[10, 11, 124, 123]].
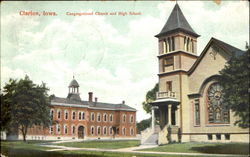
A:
[[88, 92, 93, 102], [122, 100, 125, 104], [95, 97, 98, 103]]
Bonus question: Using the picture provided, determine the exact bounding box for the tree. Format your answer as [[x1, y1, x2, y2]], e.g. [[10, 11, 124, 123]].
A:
[[219, 49, 250, 128], [142, 83, 159, 114], [1, 75, 52, 141], [136, 118, 151, 134]]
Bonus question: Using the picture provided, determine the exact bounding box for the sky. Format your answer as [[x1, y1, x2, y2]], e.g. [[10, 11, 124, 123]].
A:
[[1, 1, 249, 122]]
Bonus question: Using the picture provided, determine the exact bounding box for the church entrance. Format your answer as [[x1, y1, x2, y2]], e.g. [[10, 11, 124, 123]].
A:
[[78, 126, 84, 139]]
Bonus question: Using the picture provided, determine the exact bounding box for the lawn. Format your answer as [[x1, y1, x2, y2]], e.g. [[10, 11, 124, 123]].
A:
[[0, 140, 186, 157], [139, 142, 250, 155], [56, 140, 141, 149]]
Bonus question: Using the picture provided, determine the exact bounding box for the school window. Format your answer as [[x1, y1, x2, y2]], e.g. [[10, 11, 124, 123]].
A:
[[130, 115, 134, 123], [91, 126, 94, 135], [103, 113, 107, 122], [57, 110, 61, 119], [91, 112, 95, 121], [123, 114, 126, 123], [72, 126, 75, 134], [72, 111, 76, 120], [65, 110, 68, 120], [49, 126, 53, 134], [56, 124, 61, 134], [130, 128, 134, 136], [194, 99, 200, 126], [109, 127, 113, 135], [50, 110, 54, 120], [82, 112, 85, 120], [97, 126, 101, 135], [78, 112, 81, 120], [64, 125, 68, 134], [103, 127, 107, 135], [122, 128, 126, 135], [109, 114, 113, 122], [166, 81, 172, 92], [97, 113, 101, 122]]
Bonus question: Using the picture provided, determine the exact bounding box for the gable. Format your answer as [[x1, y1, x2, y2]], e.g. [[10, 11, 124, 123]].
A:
[[188, 42, 230, 95]]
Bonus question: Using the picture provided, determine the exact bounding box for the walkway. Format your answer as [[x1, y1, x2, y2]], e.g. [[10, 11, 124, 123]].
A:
[[40, 142, 248, 157]]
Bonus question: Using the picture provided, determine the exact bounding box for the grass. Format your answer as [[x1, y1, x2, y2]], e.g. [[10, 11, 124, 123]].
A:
[[1, 140, 249, 157], [139, 142, 250, 155], [56, 140, 141, 149], [0, 140, 188, 157]]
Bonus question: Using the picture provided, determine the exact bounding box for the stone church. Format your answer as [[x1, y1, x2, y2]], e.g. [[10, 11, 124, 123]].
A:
[[142, 3, 249, 144]]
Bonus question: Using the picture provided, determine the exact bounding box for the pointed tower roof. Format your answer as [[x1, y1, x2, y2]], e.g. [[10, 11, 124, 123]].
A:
[[155, 4, 199, 38]]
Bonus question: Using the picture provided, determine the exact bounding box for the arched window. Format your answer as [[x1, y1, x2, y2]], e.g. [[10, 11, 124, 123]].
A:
[[187, 38, 190, 51], [65, 110, 68, 120], [130, 115, 134, 123], [191, 39, 194, 53], [103, 126, 107, 135], [97, 113, 101, 122], [103, 113, 107, 122], [97, 126, 101, 135], [72, 111, 76, 120], [49, 126, 54, 134], [82, 112, 85, 120], [56, 124, 61, 134], [184, 37, 187, 51], [64, 125, 68, 134], [207, 83, 229, 123], [72, 125, 75, 135], [123, 114, 126, 123], [109, 127, 113, 135], [79, 112, 82, 120], [122, 128, 126, 135], [130, 128, 134, 136], [91, 112, 95, 121], [109, 114, 113, 122], [50, 109, 54, 120], [91, 126, 94, 135], [171, 36, 175, 51], [57, 110, 61, 119], [167, 37, 171, 52]]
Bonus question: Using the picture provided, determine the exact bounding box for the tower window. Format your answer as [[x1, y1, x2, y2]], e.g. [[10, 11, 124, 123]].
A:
[[164, 56, 174, 67], [166, 81, 172, 92], [167, 37, 171, 52], [171, 36, 175, 51]]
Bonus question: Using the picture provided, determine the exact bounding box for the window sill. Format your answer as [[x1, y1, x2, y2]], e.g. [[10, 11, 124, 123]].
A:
[[205, 124, 230, 127]]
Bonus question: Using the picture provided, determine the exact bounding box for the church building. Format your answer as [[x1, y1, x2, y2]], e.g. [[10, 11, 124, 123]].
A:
[[142, 3, 249, 144], [21, 77, 136, 140]]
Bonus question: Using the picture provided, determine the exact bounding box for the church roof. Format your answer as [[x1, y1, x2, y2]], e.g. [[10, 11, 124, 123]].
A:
[[69, 78, 79, 87], [51, 96, 136, 111], [188, 37, 245, 75], [155, 4, 199, 38]]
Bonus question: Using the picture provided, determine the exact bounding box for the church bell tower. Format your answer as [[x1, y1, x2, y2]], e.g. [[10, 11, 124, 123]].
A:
[[152, 3, 200, 129]]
